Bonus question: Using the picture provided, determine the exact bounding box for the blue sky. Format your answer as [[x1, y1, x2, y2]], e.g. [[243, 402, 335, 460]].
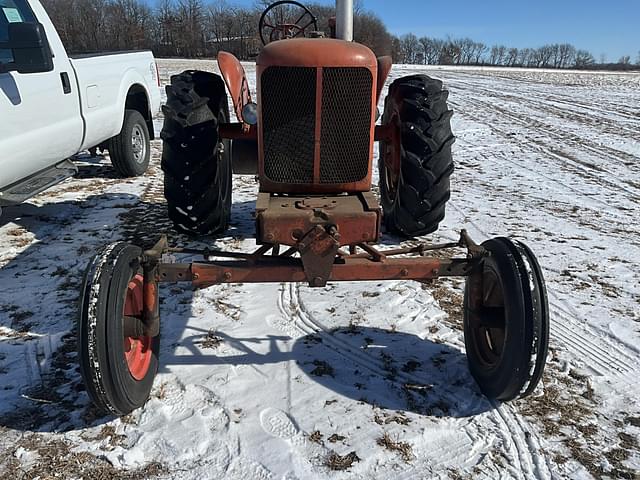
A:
[[229, 0, 639, 61]]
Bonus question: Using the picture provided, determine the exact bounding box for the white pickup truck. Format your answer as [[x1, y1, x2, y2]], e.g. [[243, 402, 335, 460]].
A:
[[0, 0, 161, 210]]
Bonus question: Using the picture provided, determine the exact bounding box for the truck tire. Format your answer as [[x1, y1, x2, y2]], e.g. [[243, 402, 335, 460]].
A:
[[379, 75, 455, 237], [160, 70, 231, 236], [109, 109, 151, 177]]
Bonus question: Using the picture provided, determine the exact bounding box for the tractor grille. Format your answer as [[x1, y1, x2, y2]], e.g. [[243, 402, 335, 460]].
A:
[[261, 66, 373, 186], [320, 67, 372, 184], [261, 67, 316, 183]]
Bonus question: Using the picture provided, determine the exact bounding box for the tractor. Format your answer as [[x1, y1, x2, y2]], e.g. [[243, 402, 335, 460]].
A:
[[78, 0, 549, 416]]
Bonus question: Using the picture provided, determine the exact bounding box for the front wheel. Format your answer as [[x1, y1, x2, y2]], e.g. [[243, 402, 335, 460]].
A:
[[78, 242, 160, 415], [463, 237, 549, 401], [108, 109, 151, 177]]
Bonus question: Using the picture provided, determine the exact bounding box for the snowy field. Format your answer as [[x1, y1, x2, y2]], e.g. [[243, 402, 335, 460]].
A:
[[1, 58, 639, 479]]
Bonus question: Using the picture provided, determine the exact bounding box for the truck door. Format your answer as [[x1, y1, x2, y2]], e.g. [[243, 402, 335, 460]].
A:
[[0, 0, 83, 191]]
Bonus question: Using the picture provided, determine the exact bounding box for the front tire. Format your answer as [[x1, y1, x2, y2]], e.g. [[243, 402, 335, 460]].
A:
[[160, 70, 232, 236], [108, 109, 151, 177], [379, 75, 455, 237], [78, 242, 160, 415], [463, 238, 549, 401]]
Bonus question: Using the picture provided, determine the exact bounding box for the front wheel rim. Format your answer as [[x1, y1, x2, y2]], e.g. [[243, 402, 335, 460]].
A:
[[468, 266, 507, 369], [123, 274, 152, 380], [131, 124, 147, 164]]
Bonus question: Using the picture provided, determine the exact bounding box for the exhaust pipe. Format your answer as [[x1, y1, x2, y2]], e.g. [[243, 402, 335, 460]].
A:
[[336, 0, 353, 41]]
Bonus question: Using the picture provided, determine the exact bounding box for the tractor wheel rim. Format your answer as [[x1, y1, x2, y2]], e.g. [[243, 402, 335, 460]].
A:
[[382, 143, 398, 198], [131, 125, 146, 163], [123, 273, 152, 381], [470, 266, 506, 368]]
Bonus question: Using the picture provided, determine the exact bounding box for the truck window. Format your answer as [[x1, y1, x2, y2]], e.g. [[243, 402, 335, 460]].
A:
[[0, 0, 37, 64]]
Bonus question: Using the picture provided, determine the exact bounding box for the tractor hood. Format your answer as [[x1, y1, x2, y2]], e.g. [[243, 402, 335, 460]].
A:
[[257, 38, 377, 69]]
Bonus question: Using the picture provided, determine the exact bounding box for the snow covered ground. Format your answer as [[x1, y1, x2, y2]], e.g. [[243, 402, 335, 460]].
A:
[[0, 58, 639, 479]]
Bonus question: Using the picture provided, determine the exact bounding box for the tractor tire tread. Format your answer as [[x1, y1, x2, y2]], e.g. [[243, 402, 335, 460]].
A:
[[160, 70, 231, 236], [380, 74, 455, 237]]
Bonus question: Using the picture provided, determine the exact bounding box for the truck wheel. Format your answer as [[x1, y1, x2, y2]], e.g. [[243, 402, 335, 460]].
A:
[[379, 75, 455, 237], [160, 70, 232, 236], [463, 237, 549, 401], [78, 242, 160, 415], [108, 109, 151, 177]]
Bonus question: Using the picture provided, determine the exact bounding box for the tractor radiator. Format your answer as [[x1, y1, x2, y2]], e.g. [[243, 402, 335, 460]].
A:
[[261, 66, 373, 187]]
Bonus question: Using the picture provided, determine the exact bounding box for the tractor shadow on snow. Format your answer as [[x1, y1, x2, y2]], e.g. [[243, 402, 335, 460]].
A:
[[162, 325, 492, 418], [0, 183, 490, 435]]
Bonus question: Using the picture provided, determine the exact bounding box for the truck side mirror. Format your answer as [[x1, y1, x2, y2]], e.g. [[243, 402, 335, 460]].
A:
[[8, 22, 53, 74]]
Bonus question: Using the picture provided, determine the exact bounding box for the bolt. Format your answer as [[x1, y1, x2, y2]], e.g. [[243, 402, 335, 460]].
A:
[[312, 277, 324, 287], [265, 232, 275, 242], [193, 273, 199, 280], [400, 269, 409, 277], [431, 268, 439, 276], [223, 271, 232, 281]]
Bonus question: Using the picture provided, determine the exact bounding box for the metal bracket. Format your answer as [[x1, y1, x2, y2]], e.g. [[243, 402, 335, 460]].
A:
[[298, 225, 341, 287], [459, 229, 486, 259]]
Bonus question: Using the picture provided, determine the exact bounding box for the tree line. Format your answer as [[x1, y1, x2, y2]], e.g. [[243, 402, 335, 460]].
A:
[[41, 0, 394, 59], [395, 34, 639, 70], [42, 0, 638, 71]]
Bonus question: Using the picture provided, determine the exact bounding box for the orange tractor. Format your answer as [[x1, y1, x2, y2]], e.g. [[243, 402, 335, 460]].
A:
[[78, 0, 549, 415]]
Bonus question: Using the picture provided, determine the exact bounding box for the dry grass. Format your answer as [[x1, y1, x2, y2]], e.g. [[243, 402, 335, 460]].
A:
[[308, 430, 323, 444], [324, 450, 360, 471], [197, 330, 223, 349], [0, 432, 165, 479], [327, 433, 346, 443], [376, 432, 414, 463], [428, 280, 463, 329], [519, 359, 639, 479]]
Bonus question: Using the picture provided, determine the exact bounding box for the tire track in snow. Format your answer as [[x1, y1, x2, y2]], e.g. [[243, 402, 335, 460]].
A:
[[549, 302, 636, 375], [448, 76, 640, 171], [448, 92, 640, 203], [276, 282, 551, 479]]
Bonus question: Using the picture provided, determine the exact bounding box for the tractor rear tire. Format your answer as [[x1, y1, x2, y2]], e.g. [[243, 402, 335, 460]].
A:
[[379, 75, 455, 237], [160, 70, 232, 235]]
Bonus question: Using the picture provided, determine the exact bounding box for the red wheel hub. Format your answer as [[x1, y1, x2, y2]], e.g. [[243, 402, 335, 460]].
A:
[[123, 274, 152, 380]]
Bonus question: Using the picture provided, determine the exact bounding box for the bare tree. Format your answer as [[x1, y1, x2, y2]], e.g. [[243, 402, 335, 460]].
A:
[[558, 44, 576, 68], [506, 47, 519, 66], [400, 33, 419, 64], [471, 42, 487, 64], [574, 50, 595, 68], [618, 55, 631, 65]]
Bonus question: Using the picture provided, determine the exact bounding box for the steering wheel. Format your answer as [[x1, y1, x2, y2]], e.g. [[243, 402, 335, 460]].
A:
[[259, 1, 318, 45]]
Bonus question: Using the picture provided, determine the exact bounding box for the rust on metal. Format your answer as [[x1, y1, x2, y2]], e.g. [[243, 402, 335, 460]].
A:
[[175, 256, 474, 289], [219, 123, 257, 140], [142, 261, 160, 337], [255, 192, 380, 247], [377, 111, 401, 190], [153, 230, 481, 289], [298, 225, 341, 286], [376, 56, 393, 104], [256, 38, 378, 194], [217, 51, 253, 124]]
